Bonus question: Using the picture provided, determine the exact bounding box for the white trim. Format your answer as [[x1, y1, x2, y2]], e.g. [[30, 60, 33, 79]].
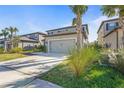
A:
[[47, 38, 77, 53]]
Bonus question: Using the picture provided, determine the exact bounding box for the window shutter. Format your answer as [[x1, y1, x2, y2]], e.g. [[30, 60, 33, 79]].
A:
[[106, 23, 109, 31], [116, 22, 119, 27]]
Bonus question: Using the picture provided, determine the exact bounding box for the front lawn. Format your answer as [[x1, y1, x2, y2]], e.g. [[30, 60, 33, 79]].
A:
[[40, 62, 124, 88], [0, 53, 26, 62]]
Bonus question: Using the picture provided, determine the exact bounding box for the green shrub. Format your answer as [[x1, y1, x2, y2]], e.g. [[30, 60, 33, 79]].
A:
[[37, 45, 47, 52], [103, 49, 124, 74], [115, 54, 124, 74], [0, 47, 4, 54], [10, 47, 22, 53], [99, 54, 109, 65], [68, 47, 101, 77], [88, 41, 103, 52]]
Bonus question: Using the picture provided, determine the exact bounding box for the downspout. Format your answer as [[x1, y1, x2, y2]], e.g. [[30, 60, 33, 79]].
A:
[[116, 30, 119, 49]]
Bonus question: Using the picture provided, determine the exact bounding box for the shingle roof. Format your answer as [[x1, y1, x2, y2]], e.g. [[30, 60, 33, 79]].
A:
[[20, 36, 38, 42], [20, 32, 46, 37]]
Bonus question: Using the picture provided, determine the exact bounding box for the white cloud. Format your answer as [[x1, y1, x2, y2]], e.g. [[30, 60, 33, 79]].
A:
[[26, 22, 43, 32], [61, 22, 71, 27]]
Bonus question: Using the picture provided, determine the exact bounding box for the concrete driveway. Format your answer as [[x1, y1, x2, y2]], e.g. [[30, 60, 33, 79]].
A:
[[0, 53, 66, 88]]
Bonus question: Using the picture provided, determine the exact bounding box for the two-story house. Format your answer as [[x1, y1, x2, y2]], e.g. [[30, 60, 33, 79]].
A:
[[0, 32, 46, 50], [45, 24, 89, 53], [19, 32, 46, 50], [97, 18, 124, 49]]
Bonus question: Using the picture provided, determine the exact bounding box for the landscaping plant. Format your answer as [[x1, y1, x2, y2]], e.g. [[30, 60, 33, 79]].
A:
[[0, 47, 4, 54], [68, 46, 101, 77], [108, 49, 124, 74], [10, 47, 22, 53]]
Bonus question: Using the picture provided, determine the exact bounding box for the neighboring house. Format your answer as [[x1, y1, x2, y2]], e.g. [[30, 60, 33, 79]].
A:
[[0, 32, 46, 50], [45, 25, 89, 53], [97, 18, 124, 49], [19, 32, 46, 50]]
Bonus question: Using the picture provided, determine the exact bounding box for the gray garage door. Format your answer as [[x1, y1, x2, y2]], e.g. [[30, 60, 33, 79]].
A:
[[49, 39, 76, 53]]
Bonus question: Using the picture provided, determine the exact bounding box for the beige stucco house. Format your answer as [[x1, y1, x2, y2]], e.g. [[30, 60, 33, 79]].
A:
[[45, 25, 89, 53], [0, 32, 46, 50], [19, 32, 46, 50], [97, 18, 124, 49]]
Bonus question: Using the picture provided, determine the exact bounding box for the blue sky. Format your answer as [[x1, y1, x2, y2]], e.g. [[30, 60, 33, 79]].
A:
[[0, 5, 117, 42]]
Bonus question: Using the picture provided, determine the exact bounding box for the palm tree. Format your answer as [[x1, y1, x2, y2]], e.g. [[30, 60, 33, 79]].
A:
[[69, 5, 88, 49], [101, 5, 124, 47], [13, 36, 20, 47], [0, 29, 9, 52], [6, 27, 19, 49]]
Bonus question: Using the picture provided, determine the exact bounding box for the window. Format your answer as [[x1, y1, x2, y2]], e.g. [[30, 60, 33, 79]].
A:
[[83, 27, 86, 32], [51, 32, 53, 35], [106, 22, 119, 31], [48, 32, 53, 35]]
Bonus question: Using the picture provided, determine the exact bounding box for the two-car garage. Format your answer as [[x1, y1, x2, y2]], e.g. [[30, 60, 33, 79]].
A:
[[48, 39, 76, 54]]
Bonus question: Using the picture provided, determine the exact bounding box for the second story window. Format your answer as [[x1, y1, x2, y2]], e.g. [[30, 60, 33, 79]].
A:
[[51, 32, 53, 35], [106, 22, 119, 31], [83, 27, 86, 32], [48, 32, 53, 35]]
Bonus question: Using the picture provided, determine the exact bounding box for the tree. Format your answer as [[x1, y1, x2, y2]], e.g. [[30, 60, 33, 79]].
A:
[[69, 5, 88, 49], [6, 27, 19, 49], [0, 29, 9, 52], [101, 5, 124, 47], [13, 36, 20, 47]]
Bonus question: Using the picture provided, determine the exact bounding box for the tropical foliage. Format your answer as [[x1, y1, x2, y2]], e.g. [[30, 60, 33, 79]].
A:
[[68, 46, 101, 77], [0, 26, 19, 52], [0, 29, 9, 52], [6, 26, 19, 49]]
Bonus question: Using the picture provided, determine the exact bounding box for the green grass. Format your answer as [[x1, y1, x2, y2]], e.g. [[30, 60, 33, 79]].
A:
[[40, 62, 124, 88], [22, 48, 43, 53], [0, 53, 26, 62]]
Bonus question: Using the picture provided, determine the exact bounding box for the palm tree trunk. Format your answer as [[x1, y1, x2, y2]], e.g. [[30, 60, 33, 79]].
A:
[[4, 37, 7, 53], [76, 15, 83, 50], [11, 32, 14, 49], [11, 37, 14, 49]]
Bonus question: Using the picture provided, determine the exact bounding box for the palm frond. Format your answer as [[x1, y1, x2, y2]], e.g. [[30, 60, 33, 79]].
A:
[[101, 5, 116, 17], [69, 5, 88, 16], [101, 5, 124, 17], [72, 18, 77, 26]]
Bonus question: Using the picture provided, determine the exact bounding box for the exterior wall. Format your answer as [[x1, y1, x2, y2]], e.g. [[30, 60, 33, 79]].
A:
[[38, 34, 45, 45], [46, 34, 77, 41], [98, 25, 105, 46], [118, 29, 123, 48], [48, 27, 76, 35], [104, 29, 123, 49], [47, 25, 88, 36], [18, 42, 23, 48], [104, 31, 117, 49]]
